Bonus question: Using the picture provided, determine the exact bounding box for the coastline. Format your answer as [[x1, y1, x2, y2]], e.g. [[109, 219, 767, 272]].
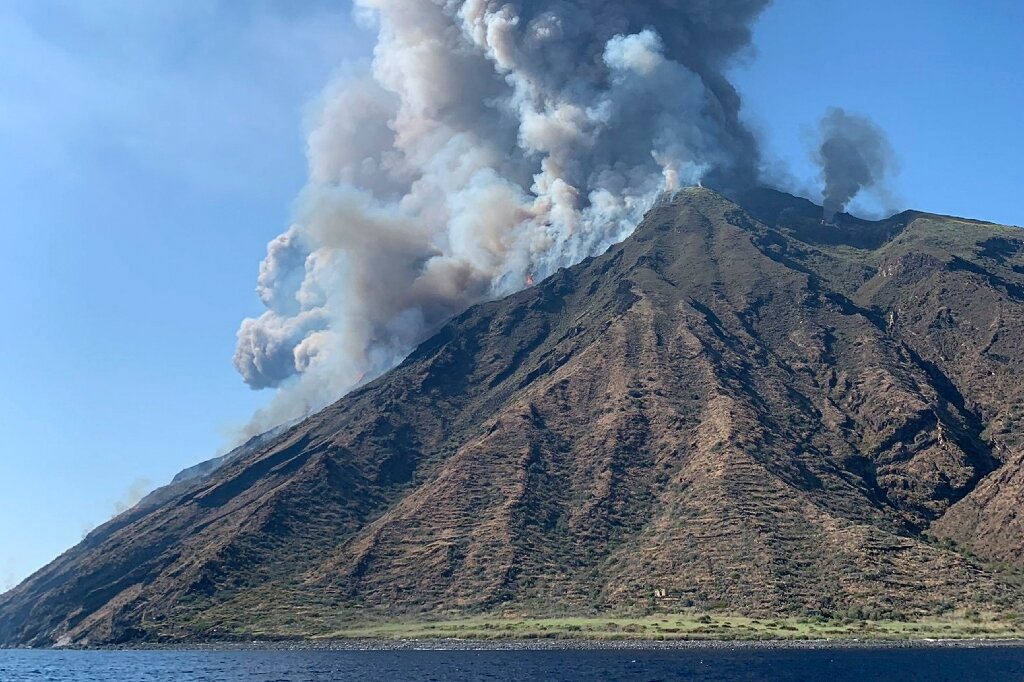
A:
[[8, 612, 1024, 651], [8, 637, 1024, 653]]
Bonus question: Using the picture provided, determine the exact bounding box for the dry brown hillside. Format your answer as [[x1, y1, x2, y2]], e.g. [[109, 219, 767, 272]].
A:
[[4, 187, 1024, 646]]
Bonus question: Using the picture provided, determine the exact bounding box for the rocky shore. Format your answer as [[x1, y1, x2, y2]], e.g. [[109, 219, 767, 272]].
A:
[[20, 637, 1024, 652]]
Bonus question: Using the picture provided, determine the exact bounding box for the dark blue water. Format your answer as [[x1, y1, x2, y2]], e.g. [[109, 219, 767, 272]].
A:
[[2, 647, 1024, 681]]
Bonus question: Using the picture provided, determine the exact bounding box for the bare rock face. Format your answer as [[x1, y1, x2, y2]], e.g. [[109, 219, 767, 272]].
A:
[[4, 188, 1024, 646]]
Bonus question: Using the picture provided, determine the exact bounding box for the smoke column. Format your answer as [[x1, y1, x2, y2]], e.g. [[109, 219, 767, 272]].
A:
[[815, 107, 895, 219], [234, 0, 771, 432]]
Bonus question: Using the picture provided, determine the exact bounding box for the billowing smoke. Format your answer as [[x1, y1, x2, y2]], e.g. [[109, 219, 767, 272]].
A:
[[235, 0, 771, 431], [815, 107, 895, 219]]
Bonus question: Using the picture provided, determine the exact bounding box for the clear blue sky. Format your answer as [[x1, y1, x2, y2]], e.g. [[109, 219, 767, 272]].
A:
[[1, 1, 1021, 589]]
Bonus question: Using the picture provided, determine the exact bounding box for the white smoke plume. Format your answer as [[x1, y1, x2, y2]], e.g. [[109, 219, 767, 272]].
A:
[[815, 107, 896, 220], [235, 0, 771, 432]]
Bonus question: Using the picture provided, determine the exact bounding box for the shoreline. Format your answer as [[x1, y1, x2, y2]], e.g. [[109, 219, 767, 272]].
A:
[[8, 637, 1024, 653]]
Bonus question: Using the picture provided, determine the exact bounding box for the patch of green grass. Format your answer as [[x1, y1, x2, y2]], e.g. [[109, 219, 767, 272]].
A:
[[313, 612, 1024, 642]]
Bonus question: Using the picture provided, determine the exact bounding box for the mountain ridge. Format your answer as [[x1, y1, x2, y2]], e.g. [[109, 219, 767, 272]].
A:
[[5, 187, 1024, 646]]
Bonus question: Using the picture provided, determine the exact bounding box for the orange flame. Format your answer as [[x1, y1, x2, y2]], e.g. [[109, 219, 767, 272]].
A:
[[526, 274, 535, 286]]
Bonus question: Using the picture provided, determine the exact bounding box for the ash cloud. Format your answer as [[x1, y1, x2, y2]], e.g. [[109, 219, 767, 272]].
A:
[[235, 0, 772, 431], [815, 107, 896, 219]]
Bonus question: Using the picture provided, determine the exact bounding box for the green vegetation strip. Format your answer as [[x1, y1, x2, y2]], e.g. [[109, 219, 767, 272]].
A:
[[315, 613, 1024, 642]]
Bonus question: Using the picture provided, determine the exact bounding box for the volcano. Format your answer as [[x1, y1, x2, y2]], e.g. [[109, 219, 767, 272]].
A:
[[5, 187, 1024, 646]]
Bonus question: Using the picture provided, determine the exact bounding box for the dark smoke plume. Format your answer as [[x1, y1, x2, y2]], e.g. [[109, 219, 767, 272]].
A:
[[234, 0, 772, 432], [815, 107, 895, 219]]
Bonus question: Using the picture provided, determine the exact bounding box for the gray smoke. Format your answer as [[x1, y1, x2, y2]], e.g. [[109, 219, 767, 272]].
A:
[[113, 478, 153, 516], [235, 0, 771, 431], [815, 107, 895, 219]]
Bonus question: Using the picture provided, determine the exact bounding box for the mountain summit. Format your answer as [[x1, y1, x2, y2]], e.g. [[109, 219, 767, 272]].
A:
[[5, 188, 1024, 646]]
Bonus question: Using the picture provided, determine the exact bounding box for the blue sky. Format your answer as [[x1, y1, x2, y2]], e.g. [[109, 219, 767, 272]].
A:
[[735, 0, 1024, 225], [0, 0, 374, 589], [1, 1, 1022, 589]]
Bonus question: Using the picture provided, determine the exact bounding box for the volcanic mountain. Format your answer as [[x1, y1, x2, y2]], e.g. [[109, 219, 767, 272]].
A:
[[5, 188, 1024, 646]]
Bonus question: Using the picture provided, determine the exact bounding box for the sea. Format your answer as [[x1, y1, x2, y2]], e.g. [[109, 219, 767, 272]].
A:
[[2, 647, 1024, 681]]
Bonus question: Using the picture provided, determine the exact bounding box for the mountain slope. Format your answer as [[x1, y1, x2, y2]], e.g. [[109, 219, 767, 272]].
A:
[[4, 188, 1024, 646]]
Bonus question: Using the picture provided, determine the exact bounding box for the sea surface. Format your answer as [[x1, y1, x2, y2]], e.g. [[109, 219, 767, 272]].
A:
[[2, 647, 1024, 681]]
